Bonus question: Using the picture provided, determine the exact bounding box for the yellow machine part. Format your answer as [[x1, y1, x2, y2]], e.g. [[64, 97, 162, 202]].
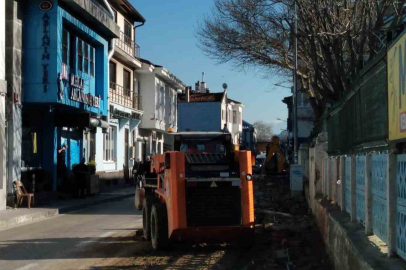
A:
[[264, 136, 286, 174]]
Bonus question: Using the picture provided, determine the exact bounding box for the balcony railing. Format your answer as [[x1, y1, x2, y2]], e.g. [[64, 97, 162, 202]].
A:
[[115, 31, 141, 59], [109, 82, 142, 111]]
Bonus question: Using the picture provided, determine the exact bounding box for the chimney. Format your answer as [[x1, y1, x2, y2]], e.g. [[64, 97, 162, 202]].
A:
[[186, 87, 190, 103]]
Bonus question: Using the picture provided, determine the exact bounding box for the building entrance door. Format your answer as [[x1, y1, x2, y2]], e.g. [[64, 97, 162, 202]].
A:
[[125, 129, 129, 168]]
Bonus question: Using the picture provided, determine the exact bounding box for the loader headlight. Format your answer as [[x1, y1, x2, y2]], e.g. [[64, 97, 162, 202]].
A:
[[246, 174, 253, 181]]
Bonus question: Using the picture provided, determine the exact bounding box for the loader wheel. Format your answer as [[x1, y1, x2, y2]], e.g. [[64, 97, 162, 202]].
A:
[[151, 203, 169, 250], [142, 196, 154, 240]]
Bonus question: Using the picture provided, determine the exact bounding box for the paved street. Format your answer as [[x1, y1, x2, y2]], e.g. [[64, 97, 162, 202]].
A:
[[0, 197, 143, 270]]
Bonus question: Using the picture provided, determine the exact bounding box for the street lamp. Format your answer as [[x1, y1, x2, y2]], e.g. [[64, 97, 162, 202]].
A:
[[274, 84, 292, 90], [276, 118, 287, 122]]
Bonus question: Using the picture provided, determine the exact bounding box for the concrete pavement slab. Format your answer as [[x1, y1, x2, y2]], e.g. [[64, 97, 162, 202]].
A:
[[0, 186, 135, 231]]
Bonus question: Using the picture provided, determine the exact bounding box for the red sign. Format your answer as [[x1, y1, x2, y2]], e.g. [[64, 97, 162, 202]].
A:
[[39, 1, 53, 11]]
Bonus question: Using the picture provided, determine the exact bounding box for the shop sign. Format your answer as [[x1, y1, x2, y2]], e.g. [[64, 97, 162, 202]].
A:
[[42, 13, 50, 93], [70, 74, 84, 90], [388, 32, 406, 141], [111, 108, 140, 120], [69, 74, 100, 108], [39, 1, 53, 11]]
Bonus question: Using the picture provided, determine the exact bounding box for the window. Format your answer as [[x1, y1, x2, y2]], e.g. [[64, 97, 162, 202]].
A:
[[84, 43, 89, 74], [70, 36, 76, 69], [109, 61, 116, 90], [77, 39, 83, 72], [233, 111, 237, 124], [222, 110, 224, 120], [123, 69, 131, 96], [298, 93, 310, 108], [90, 47, 95, 76], [103, 126, 116, 161], [89, 132, 96, 162], [62, 29, 68, 65], [124, 20, 132, 44]]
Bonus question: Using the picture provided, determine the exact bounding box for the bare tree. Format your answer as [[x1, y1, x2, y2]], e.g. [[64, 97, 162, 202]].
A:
[[253, 121, 274, 140], [197, 0, 405, 119]]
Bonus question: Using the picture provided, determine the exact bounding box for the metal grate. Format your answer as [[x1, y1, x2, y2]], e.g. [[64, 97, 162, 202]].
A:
[[345, 157, 352, 214], [356, 156, 365, 224], [186, 183, 241, 227], [185, 154, 225, 164], [397, 154, 406, 260], [372, 154, 387, 242]]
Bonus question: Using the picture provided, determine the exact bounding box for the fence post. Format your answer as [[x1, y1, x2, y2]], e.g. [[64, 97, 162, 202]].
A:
[[328, 158, 332, 201], [387, 153, 397, 257], [333, 157, 339, 204], [365, 154, 373, 235], [350, 156, 357, 222], [340, 156, 346, 211], [321, 158, 325, 196]]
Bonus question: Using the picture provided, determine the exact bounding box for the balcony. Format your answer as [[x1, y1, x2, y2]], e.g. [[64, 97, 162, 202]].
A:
[[115, 31, 140, 59], [109, 82, 142, 111]]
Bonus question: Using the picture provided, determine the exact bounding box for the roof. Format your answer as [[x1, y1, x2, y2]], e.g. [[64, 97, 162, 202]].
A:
[[178, 92, 225, 102], [171, 132, 231, 139], [109, 0, 146, 23], [227, 98, 241, 104]]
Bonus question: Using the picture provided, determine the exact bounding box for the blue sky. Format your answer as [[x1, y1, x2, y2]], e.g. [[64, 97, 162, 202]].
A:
[[130, 0, 290, 134]]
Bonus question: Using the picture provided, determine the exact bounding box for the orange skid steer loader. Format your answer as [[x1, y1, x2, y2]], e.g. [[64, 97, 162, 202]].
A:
[[140, 132, 255, 250]]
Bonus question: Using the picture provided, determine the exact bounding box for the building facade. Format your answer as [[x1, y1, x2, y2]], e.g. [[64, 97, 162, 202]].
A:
[[178, 83, 243, 145], [241, 120, 256, 152], [0, 0, 6, 210], [94, 0, 145, 185], [21, 0, 119, 195], [137, 59, 185, 158]]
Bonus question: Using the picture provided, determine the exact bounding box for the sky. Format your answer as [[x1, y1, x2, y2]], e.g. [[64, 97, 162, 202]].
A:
[[130, 0, 290, 134]]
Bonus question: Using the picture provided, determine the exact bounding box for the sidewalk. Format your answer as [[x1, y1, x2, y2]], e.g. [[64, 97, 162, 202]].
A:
[[0, 186, 135, 231]]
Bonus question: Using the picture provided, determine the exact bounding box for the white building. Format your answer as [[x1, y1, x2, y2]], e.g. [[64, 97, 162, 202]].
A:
[[136, 59, 185, 158], [93, 0, 145, 185], [222, 97, 243, 145]]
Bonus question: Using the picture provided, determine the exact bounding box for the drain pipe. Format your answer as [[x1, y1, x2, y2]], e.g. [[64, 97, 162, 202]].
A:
[[102, 0, 115, 128]]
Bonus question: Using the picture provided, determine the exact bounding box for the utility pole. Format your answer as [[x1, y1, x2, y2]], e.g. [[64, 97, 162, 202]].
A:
[[293, 2, 298, 164]]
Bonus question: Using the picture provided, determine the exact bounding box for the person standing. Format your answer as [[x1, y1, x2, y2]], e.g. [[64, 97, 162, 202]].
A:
[[57, 144, 68, 191], [74, 158, 89, 198], [132, 158, 142, 181]]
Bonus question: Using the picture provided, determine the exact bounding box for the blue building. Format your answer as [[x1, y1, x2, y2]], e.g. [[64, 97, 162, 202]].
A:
[[241, 120, 257, 152], [22, 0, 119, 191]]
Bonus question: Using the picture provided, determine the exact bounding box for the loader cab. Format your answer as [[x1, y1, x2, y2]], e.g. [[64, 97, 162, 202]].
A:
[[172, 132, 237, 178]]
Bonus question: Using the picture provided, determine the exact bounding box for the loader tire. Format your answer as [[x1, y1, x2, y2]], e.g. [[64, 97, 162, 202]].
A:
[[142, 196, 154, 240], [151, 203, 169, 250]]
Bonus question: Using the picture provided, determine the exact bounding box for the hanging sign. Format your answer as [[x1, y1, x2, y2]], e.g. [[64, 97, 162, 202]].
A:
[[69, 74, 100, 108], [39, 1, 53, 11]]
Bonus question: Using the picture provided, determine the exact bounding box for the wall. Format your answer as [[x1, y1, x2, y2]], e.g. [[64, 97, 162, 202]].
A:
[[178, 102, 221, 132], [6, 0, 24, 203], [23, 1, 109, 116], [0, 0, 6, 210]]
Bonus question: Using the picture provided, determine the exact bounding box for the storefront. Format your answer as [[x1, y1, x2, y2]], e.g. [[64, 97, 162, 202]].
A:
[[22, 0, 118, 191]]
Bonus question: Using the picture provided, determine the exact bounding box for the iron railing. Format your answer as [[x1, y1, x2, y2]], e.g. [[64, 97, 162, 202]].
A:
[[109, 82, 142, 110], [115, 31, 141, 59]]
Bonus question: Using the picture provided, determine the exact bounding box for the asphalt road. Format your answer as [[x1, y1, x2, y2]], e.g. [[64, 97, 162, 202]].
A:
[[0, 197, 145, 270]]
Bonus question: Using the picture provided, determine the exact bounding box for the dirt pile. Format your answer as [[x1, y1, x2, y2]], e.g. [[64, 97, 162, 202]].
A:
[[245, 174, 334, 270]]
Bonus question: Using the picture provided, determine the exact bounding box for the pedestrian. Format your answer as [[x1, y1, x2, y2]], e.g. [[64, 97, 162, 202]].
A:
[[57, 144, 68, 191], [132, 158, 143, 181], [74, 158, 89, 198], [144, 156, 152, 178]]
